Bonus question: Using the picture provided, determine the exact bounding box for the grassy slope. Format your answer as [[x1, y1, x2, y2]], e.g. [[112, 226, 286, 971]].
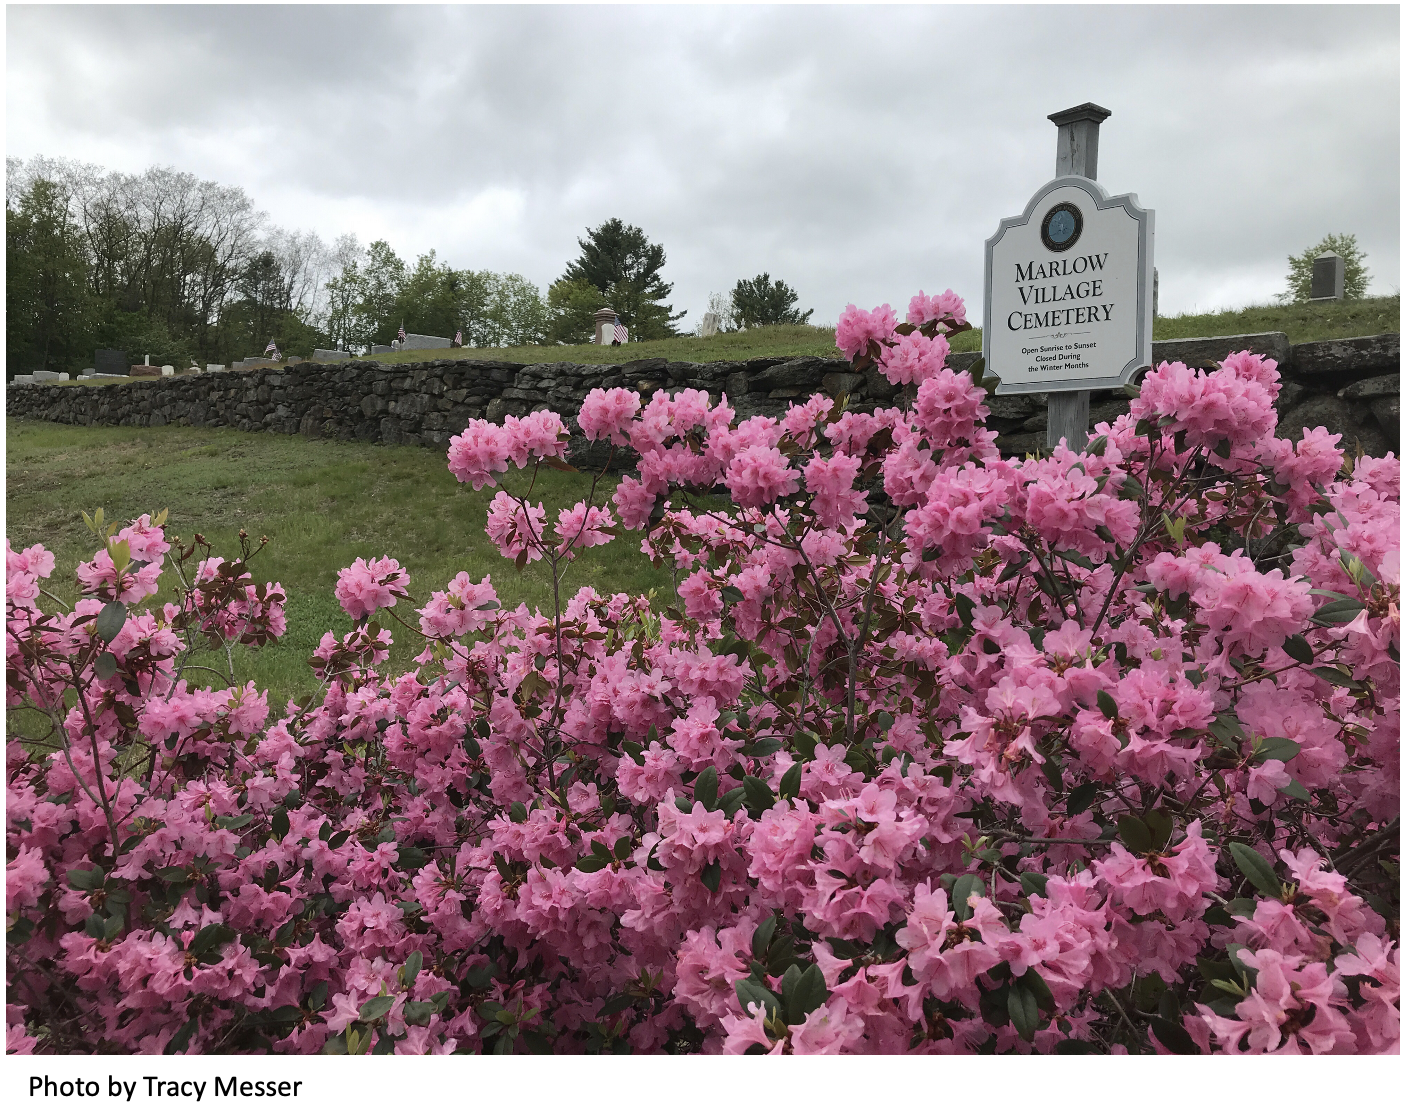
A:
[[30, 297, 1398, 386], [346, 296, 1399, 367], [5, 420, 680, 711]]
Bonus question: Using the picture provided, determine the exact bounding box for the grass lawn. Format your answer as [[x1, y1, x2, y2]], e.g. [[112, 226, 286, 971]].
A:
[[1151, 294, 1399, 344], [24, 297, 1397, 387], [335, 296, 1400, 368], [6, 419, 681, 714]]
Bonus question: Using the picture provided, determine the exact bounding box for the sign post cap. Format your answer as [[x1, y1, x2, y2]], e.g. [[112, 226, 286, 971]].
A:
[[1048, 103, 1112, 127]]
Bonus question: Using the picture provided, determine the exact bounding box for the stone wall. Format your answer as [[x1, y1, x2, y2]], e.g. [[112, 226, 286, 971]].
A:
[[6, 332, 1398, 464]]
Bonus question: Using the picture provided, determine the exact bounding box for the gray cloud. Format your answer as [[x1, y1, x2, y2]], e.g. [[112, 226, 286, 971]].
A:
[[8, 4, 1399, 325]]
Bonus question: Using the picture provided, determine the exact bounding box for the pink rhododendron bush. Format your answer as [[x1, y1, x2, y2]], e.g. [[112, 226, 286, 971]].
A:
[[7, 290, 1399, 1056]]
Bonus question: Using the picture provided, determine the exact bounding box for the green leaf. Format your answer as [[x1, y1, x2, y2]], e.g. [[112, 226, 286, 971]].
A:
[[1144, 809, 1173, 851], [1151, 1016, 1199, 1054], [1281, 779, 1311, 802], [1312, 599, 1365, 626], [1065, 782, 1100, 816], [752, 914, 776, 959], [1229, 842, 1282, 898], [1281, 633, 1314, 664], [508, 801, 529, 824], [1116, 815, 1153, 855], [735, 977, 782, 1020], [743, 774, 775, 814], [189, 923, 237, 956], [717, 787, 747, 817], [574, 855, 607, 873], [94, 651, 118, 681], [401, 951, 423, 988], [1019, 871, 1049, 898], [720, 586, 744, 604], [402, 1001, 434, 1026], [613, 836, 633, 861], [950, 873, 985, 921], [212, 813, 255, 830], [1095, 690, 1119, 720], [1255, 737, 1302, 763], [778, 762, 802, 801], [270, 809, 290, 842], [1007, 983, 1040, 1042], [95, 601, 127, 643], [953, 593, 975, 629], [694, 766, 719, 812], [67, 868, 105, 891], [783, 964, 829, 1025], [359, 995, 395, 1022], [1208, 712, 1244, 749], [84, 912, 107, 939], [700, 861, 722, 893], [104, 913, 125, 939], [1019, 968, 1056, 1014], [309, 981, 329, 1011], [1312, 666, 1357, 688]]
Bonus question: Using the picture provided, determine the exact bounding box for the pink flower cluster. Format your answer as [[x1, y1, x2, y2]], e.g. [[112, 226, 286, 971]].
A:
[[6, 290, 1397, 1057]]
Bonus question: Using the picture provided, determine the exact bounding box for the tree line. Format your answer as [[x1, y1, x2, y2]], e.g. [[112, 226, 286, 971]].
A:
[[6, 157, 815, 377]]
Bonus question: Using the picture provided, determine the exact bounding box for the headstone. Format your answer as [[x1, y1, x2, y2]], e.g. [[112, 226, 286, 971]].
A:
[[231, 361, 248, 371], [370, 345, 393, 354], [286, 355, 303, 365], [12, 374, 34, 384], [206, 364, 226, 373], [699, 312, 720, 337], [83, 368, 96, 376], [59, 372, 70, 381], [593, 307, 618, 345], [128, 365, 162, 377], [94, 349, 128, 376], [402, 333, 451, 350], [32, 370, 62, 382], [313, 349, 351, 361], [1310, 252, 1345, 301], [161, 365, 175, 376], [983, 103, 1153, 452]]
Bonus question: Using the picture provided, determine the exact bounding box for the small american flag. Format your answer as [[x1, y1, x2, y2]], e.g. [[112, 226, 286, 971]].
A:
[[264, 339, 281, 360], [613, 316, 628, 344], [397, 322, 407, 342], [454, 330, 463, 347]]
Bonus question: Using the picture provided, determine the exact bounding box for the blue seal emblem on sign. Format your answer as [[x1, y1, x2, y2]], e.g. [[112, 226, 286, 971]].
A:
[[1040, 202, 1083, 252]]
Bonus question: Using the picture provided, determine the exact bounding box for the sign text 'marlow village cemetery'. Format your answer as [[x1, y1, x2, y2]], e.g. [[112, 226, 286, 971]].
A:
[[985, 176, 1154, 395], [982, 103, 1155, 449]]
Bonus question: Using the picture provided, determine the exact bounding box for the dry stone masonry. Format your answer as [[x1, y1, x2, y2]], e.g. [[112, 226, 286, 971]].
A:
[[7, 331, 1398, 465]]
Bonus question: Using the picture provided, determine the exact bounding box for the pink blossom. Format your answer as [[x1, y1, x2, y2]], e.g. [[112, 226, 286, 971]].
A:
[[335, 556, 410, 620]]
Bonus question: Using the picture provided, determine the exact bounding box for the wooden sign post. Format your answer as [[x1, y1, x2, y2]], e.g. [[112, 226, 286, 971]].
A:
[[982, 104, 1155, 453]]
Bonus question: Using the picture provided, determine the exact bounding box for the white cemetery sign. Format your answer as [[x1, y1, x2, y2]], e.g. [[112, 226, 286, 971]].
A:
[[984, 175, 1153, 395]]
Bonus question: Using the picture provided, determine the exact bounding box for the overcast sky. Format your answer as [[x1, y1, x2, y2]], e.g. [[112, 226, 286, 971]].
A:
[[7, 4, 1400, 329]]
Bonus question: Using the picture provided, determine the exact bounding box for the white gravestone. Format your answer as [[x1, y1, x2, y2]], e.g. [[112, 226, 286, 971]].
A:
[[161, 365, 175, 376], [699, 312, 720, 337], [984, 175, 1153, 395], [402, 333, 450, 350]]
